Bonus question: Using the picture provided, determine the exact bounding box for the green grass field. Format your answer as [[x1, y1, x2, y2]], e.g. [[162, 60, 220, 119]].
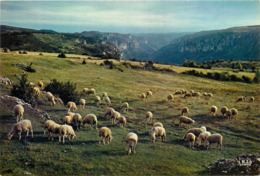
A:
[[0, 51, 259, 175]]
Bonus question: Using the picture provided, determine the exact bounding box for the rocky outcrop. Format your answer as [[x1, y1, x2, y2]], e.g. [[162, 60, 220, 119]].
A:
[[208, 153, 260, 175], [0, 76, 12, 86]]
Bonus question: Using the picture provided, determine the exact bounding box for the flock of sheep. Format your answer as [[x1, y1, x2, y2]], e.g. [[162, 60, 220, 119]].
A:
[[7, 81, 255, 155]]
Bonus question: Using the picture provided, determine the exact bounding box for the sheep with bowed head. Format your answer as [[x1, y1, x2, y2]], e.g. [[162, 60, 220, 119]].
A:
[[73, 113, 82, 130], [204, 133, 223, 150], [44, 120, 55, 135], [82, 114, 98, 129], [48, 123, 61, 141], [117, 116, 127, 128], [95, 96, 102, 106], [125, 132, 138, 155], [178, 116, 195, 127], [8, 119, 33, 140], [59, 124, 76, 144], [66, 101, 77, 112], [146, 111, 153, 122], [210, 105, 218, 116], [120, 102, 129, 112], [79, 99, 86, 109], [150, 126, 166, 143], [99, 127, 112, 145], [181, 107, 189, 116], [184, 133, 196, 149], [14, 104, 24, 122]]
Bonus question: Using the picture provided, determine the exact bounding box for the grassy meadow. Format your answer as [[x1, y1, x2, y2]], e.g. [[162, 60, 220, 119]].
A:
[[0, 51, 259, 175]]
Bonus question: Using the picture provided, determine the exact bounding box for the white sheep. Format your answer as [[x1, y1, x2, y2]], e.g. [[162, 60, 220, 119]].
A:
[[150, 126, 166, 143], [192, 92, 201, 98], [104, 96, 111, 106], [207, 93, 213, 98], [63, 115, 73, 125], [59, 124, 76, 144], [198, 131, 211, 146], [184, 93, 192, 98], [48, 123, 61, 141], [120, 102, 129, 112], [79, 99, 86, 109], [185, 133, 196, 148], [174, 90, 183, 95], [14, 104, 24, 122], [181, 107, 189, 116], [66, 101, 77, 112], [29, 82, 35, 87], [226, 110, 232, 120], [102, 92, 108, 99], [146, 111, 153, 122], [8, 119, 33, 140], [210, 105, 218, 116], [236, 96, 245, 102], [167, 94, 174, 101], [82, 114, 98, 129], [249, 97, 255, 103], [73, 113, 82, 130], [33, 87, 41, 95], [110, 111, 121, 124], [203, 92, 208, 97], [104, 107, 115, 119], [38, 81, 44, 89], [83, 88, 96, 96], [117, 116, 127, 128], [46, 92, 56, 106], [125, 132, 138, 155], [44, 120, 55, 135], [99, 127, 112, 145], [178, 116, 195, 127], [230, 108, 238, 119], [220, 106, 228, 117], [190, 90, 195, 94], [153, 122, 163, 127], [146, 90, 153, 98], [140, 93, 146, 100], [95, 96, 101, 106], [183, 127, 205, 140], [66, 112, 75, 118], [204, 133, 223, 150]]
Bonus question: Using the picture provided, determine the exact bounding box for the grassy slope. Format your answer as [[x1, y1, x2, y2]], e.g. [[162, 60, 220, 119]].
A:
[[0, 51, 259, 175]]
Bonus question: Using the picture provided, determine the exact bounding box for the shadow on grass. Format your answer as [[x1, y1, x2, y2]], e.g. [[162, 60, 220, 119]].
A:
[[83, 149, 124, 156]]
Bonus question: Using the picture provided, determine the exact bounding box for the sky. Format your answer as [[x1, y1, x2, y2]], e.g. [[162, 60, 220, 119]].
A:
[[1, 0, 260, 33]]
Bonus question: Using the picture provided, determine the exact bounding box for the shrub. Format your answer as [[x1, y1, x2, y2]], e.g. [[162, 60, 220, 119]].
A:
[[44, 79, 79, 104], [253, 70, 260, 83], [39, 53, 43, 56], [3, 48, 9, 53], [23, 51, 28, 54], [242, 75, 252, 83], [82, 59, 86, 64], [11, 74, 38, 106], [58, 52, 66, 58], [23, 63, 36, 73]]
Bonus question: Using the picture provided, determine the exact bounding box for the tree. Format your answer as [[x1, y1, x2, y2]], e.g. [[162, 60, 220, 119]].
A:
[[231, 63, 235, 71], [252, 66, 256, 72], [238, 63, 243, 71], [58, 52, 66, 58]]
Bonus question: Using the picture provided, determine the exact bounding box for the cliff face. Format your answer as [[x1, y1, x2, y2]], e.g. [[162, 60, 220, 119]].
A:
[[151, 26, 260, 64]]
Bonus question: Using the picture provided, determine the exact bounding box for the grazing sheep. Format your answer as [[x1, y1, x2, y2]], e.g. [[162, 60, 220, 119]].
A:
[[66, 112, 75, 118], [249, 97, 255, 103], [204, 133, 223, 150], [95, 96, 102, 106], [192, 92, 201, 97], [236, 96, 245, 102], [102, 92, 108, 99], [104, 96, 111, 106], [14, 104, 24, 122], [99, 127, 112, 145], [190, 90, 194, 94], [120, 102, 129, 112], [82, 114, 98, 129], [184, 127, 205, 140], [79, 99, 86, 109], [181, 107, 189, 116], [167, 94, 174, 101], [150, 126, 166, 143], [179, 116, 195, 127], [226, 110, 232, 120], [200, 126, 207, 132], [125, 132, 138, 155], [38, 81, 44, 89], [63, 115, 73, 125], [44, 120, 55, 135], [83, 88, 89, 94], [140, 93, 146, 100], [146, 90, 153, 98], [184, 93, 192, 98], [29, 82, 35, 87], [117, 116, 127, 128], [46, 92, 56, 106], [221, 106, 228, 117], [210, 105, 218, 116], [104, 108, 115, 119], [198, 131, 211, 146], [8, 119, 33, 140], [66, 101, 77, 112], [181, 89, 187, 94], [48, 123, 61, 141], [203, 92, 208, 97], [174, 90, 183, 95], [33, 87, 41, 95], [185, 133, 196, 148], [153, 122, 163, 128], [146, 111, 153, 122], [59, 124, 76, 144], [73, 113, 82, 130], [230, 108, 238, 119], [110, 111, 121, 124], [89, 88, 96, 95], [207, 93, 213, 98]]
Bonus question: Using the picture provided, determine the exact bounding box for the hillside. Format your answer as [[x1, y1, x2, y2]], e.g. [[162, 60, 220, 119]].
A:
[[0, 25, 122, 60], [151, 25, 260, 64], [79, 31, 188, 60], [0, 51, 259, 175]]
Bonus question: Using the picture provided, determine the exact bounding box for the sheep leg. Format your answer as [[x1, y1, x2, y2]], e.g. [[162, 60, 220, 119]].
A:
[[26, 129, 29, 137], [133, 146, 136, 154], [16, 115, 19, 122], [20, 115, 23, 121], [30, 128, 33, 138], [18, 132, 22, 140], [63, 136, 65, 144], [59, 135, 61, 142]]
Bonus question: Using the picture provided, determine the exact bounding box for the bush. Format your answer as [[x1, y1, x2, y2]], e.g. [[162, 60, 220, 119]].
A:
[[82, 59, 86, 64], [242, 75, 252, 83], [11, 74, 38, 106], [58, 52, 66, 58], [44, 79, 80, 104], [3, 48, 9, 53], [23, 51, 28, 54], [23, 63, 36, 73], [253, 70, 260, 83], [39, 53, 43, 56]]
